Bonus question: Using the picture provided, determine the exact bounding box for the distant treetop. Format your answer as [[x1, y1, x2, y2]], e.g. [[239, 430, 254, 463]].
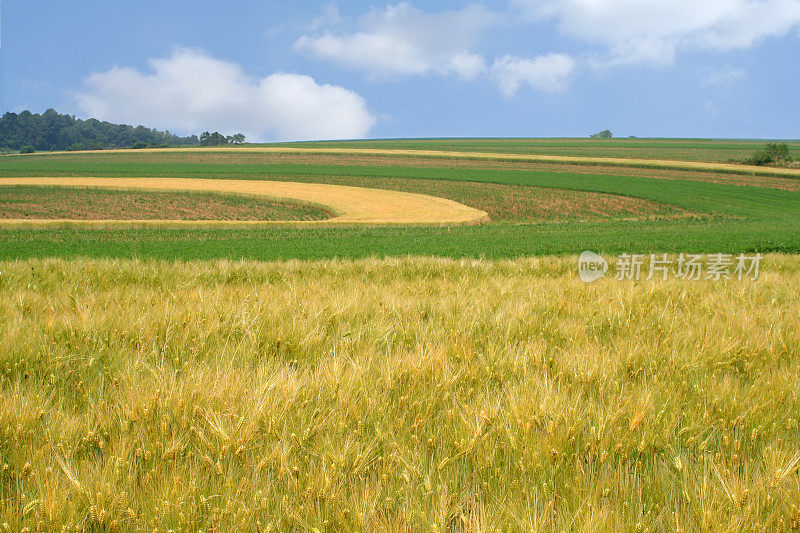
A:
[[199, 131, 246, 146], [590, 130, 613, 139]]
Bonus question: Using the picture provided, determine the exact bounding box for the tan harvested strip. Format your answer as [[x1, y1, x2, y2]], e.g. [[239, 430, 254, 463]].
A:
[[0, 177, 488, 227], [29, 146, 800, 179]]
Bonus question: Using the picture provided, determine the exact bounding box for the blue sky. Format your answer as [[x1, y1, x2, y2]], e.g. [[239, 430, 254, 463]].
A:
[[2, 0, 799, 141]]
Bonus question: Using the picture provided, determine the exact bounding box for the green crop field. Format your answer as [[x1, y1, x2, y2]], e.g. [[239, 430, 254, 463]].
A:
[[2, 140, 800, 532], [0, 141, 799, 260]]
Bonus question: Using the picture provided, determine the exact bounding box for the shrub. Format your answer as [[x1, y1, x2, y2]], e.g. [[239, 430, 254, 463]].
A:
[[743, 143, 792, 166], [744, 150, 773, 166], [765, 142, 791, 162], [20, 145, 35, 154], [590, 129, 613, 139]]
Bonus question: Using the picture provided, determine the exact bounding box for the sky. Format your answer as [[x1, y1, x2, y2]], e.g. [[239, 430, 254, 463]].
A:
[[2, 0, 800, 141]]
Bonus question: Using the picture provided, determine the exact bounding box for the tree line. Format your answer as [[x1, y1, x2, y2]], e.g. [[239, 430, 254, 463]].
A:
[[0, 109, 246, 153], [199, 131, 246, 146]]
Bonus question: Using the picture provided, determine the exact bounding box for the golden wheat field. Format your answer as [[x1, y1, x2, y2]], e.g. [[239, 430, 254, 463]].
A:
[[1, 256, 799, 532]]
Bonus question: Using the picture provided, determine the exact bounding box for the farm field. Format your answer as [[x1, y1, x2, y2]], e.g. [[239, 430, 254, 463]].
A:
[[1, 139, 799, 531], [17, 145, 800, 179], [1, 140, 800, 259], [0, 185, 333, 222], [1, 256, 799, 531], [267, 138, 800, 164], [0, 177, 487, 227], [8, 1, 800, 531]]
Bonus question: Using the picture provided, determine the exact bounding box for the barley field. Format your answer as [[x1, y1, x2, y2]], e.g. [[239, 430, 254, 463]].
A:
[[2, 256, 799, 532], [2, 140, 799, 532]]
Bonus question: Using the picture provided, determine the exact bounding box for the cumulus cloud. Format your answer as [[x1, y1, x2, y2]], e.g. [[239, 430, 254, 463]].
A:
[[514, 0, 800, 65], [492, 54, 577, 97], [73, 48, 376, 141], [295, 2, 493, 79]]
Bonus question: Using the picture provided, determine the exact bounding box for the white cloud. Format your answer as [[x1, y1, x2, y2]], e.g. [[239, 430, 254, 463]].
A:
[[309, 3, 343, 31], [73, 48, 376, 141], [492, 54, 577, 97], [702, 66, 747, 87], [514, 0, 800, 65], [295, 2, 493, 79]]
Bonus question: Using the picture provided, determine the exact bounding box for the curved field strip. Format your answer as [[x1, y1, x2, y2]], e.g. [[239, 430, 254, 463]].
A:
[[0, 185, 332, 221], [355, 178, 693, 221], [0, 172, 696, 223], [0, 177, 488, 226], [273, 138, 800, 162], [35, 146, 800, 179], [225, 174, 694, 222]]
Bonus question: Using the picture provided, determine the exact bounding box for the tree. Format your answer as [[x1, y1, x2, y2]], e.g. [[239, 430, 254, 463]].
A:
[[0, 109, 198, 151], [765, 143, 791, 162], [199, 131, 229, 146], [590, 130, 613, 139], [743, 142, 793, 166], [232, 133, 246, 144], [20, 145, 35, 154]]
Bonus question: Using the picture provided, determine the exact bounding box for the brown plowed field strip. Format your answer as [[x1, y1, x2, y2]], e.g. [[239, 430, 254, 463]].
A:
[[0, 186, 333, 221], [52, 151, 795, 191], [31, 146, 800, 180]]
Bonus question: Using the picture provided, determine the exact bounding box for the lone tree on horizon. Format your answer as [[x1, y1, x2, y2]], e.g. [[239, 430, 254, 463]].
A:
[[590, 129, 613, 139]]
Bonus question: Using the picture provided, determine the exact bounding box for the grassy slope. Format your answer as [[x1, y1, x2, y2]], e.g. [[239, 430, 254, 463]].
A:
[[0, 157, 693, 223], [2, 155, 798, 219], [0, 150, 798, 259], [1, 257, 798, 531]]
